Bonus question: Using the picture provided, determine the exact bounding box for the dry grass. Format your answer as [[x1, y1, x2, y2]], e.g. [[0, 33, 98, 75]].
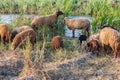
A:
[[0, 38, 120, 80]]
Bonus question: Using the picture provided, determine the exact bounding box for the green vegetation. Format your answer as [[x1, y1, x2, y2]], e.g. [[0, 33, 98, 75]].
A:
[[0, 0, 87, 15], [86, 0, 120, 33], [0, 0, 120, 33], [0, 0, 120, 79]]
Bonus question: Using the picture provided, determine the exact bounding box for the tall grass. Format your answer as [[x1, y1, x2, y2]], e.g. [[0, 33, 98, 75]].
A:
[[0, 0, 88, 15], [86, 0, 120, 33], [1, 0, 119, 34]]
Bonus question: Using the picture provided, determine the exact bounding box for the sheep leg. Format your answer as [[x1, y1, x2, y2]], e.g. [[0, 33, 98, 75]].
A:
[[1, 35, 5, 44], [5, 34, 9, 43], [101, 44, 106, 55], [114, 50, 117, 58], [30, 40, 35, 50], [79, 40, 82, 45], [72, 30, 75, 38], [60, 41, 63, 48]]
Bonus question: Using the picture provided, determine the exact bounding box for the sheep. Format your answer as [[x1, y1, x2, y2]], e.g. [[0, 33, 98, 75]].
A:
[[85, 39, 100, 53], [64, 17, 90, 38], [99, 27, 120, 58], [88, 33, 100, 41], [78, 34, 87, 45], [11, 26, 33, 41], [51, 36, 63, 50], [31, 10, 64, 30], [11, 29, 36, 50], [0, 24, 11, 44]]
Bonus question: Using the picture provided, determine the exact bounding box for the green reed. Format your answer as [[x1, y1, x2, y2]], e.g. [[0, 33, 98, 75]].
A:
[[86, 0, 120, 33], [0, 0, 88, 15]]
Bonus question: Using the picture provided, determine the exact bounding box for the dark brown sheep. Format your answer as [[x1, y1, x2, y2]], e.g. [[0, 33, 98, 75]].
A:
[[0, 24, 10, 44], [64, 17, 90, 38], [31, 10, 64, 30], [11, 29, 36, 50], [51, 36, 63, 50], [85, 39, 100, 53], [99, 27, 120, 58], [11, 26, 33, 41]]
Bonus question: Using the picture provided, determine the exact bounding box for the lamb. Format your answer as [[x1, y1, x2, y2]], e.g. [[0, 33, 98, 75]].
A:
[[64, 17, 90, 38], [0, 24, 11, 44], [99, 27, 120, 58], [31, 10, 64, 30], [78, 35, 87, 45], [51, 36, 63, 50], [11, 26, 33, 41], [85, 39, 100, 53], [11, 29, 36, 50]]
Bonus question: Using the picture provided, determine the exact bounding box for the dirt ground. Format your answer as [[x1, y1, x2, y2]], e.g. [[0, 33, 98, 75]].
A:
[[0, 51, 120, 80]]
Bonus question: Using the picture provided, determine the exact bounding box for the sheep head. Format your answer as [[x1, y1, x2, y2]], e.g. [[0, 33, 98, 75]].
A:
[[54, 10, 64, 17], [10, 31, 18, 41]]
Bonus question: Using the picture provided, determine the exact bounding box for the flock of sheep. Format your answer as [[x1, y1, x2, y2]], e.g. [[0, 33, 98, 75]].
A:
[[0, 10, 120, 59]]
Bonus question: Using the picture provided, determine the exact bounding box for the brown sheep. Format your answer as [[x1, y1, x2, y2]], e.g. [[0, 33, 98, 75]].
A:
[[89, 33, 100, 41], [99, 27, 120, 58], [31, 10, 64, 30], [11, 29, 36, 50], [51, 36, 63, 50], [64, 17, 90, 38], [0, 24, 10, 44], [11, 26, 33, 41], [85, 39, 100, 53]]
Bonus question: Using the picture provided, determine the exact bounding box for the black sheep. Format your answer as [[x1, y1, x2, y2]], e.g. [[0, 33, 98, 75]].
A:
[[79, 35, 87, 45]]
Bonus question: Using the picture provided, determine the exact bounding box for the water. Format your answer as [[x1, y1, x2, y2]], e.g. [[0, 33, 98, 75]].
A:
[[0, 14, 92, 37], [0, 14, 17, 24], [0, 14, 39, 24]]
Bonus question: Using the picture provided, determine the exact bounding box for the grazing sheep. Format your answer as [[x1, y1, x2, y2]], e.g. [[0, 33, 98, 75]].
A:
[[78, 35, 87, 45], [0, 24, 10, 44], [11, 29, 36, 50], [99, 27, 120, 58], [11, 26, 33, 41], [31, 10, 64, 30], [85, 39, 100, 53], [64, 17, 90, 38], [51, 36, 63, 50], [89, 33, 100, 41]]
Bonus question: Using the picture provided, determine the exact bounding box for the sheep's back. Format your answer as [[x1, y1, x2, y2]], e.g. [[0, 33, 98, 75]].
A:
[[31, 14, 57, 26], [99, 27, 120, 50], [13, 26, 33, 33], [76, 19, 90, 28], [65, 18, 90, 29], [51, 36, 63, 49], [0, 24, 9, 34], [12, 29, 36, 46]]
